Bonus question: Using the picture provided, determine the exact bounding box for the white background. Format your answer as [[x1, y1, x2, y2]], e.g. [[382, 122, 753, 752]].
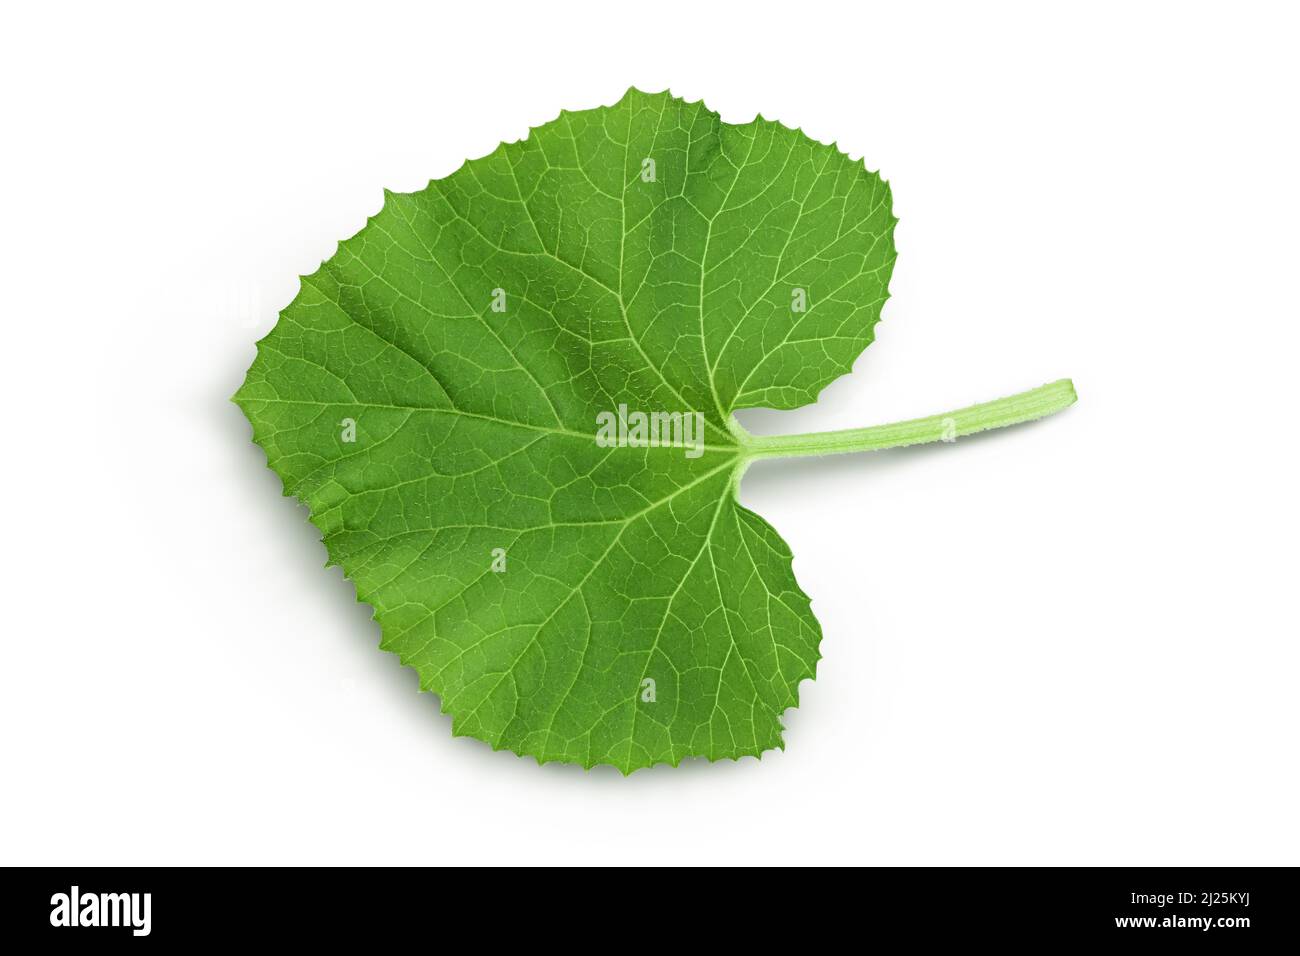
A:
[[2, 1, 1297, 866]]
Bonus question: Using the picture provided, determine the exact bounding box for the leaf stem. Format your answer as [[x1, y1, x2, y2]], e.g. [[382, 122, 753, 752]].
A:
[[739, 379, 1077, 461]]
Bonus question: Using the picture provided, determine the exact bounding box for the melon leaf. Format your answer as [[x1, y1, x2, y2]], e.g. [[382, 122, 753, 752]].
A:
[[234, 87, 1075, 773]]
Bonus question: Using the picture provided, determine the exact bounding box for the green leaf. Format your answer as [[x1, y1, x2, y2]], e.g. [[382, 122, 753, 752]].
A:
[[234, 87, 1075, 773]]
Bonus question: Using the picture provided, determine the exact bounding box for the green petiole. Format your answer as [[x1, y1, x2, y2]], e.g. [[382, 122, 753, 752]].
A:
[[737, 379, 1077, 461]]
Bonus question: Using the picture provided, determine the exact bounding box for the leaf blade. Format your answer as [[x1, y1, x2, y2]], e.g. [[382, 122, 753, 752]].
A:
[[236, 87, 897, 771]]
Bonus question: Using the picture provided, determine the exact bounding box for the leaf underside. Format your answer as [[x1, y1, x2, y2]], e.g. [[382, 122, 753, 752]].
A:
[[234, 87, 897, 773]]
